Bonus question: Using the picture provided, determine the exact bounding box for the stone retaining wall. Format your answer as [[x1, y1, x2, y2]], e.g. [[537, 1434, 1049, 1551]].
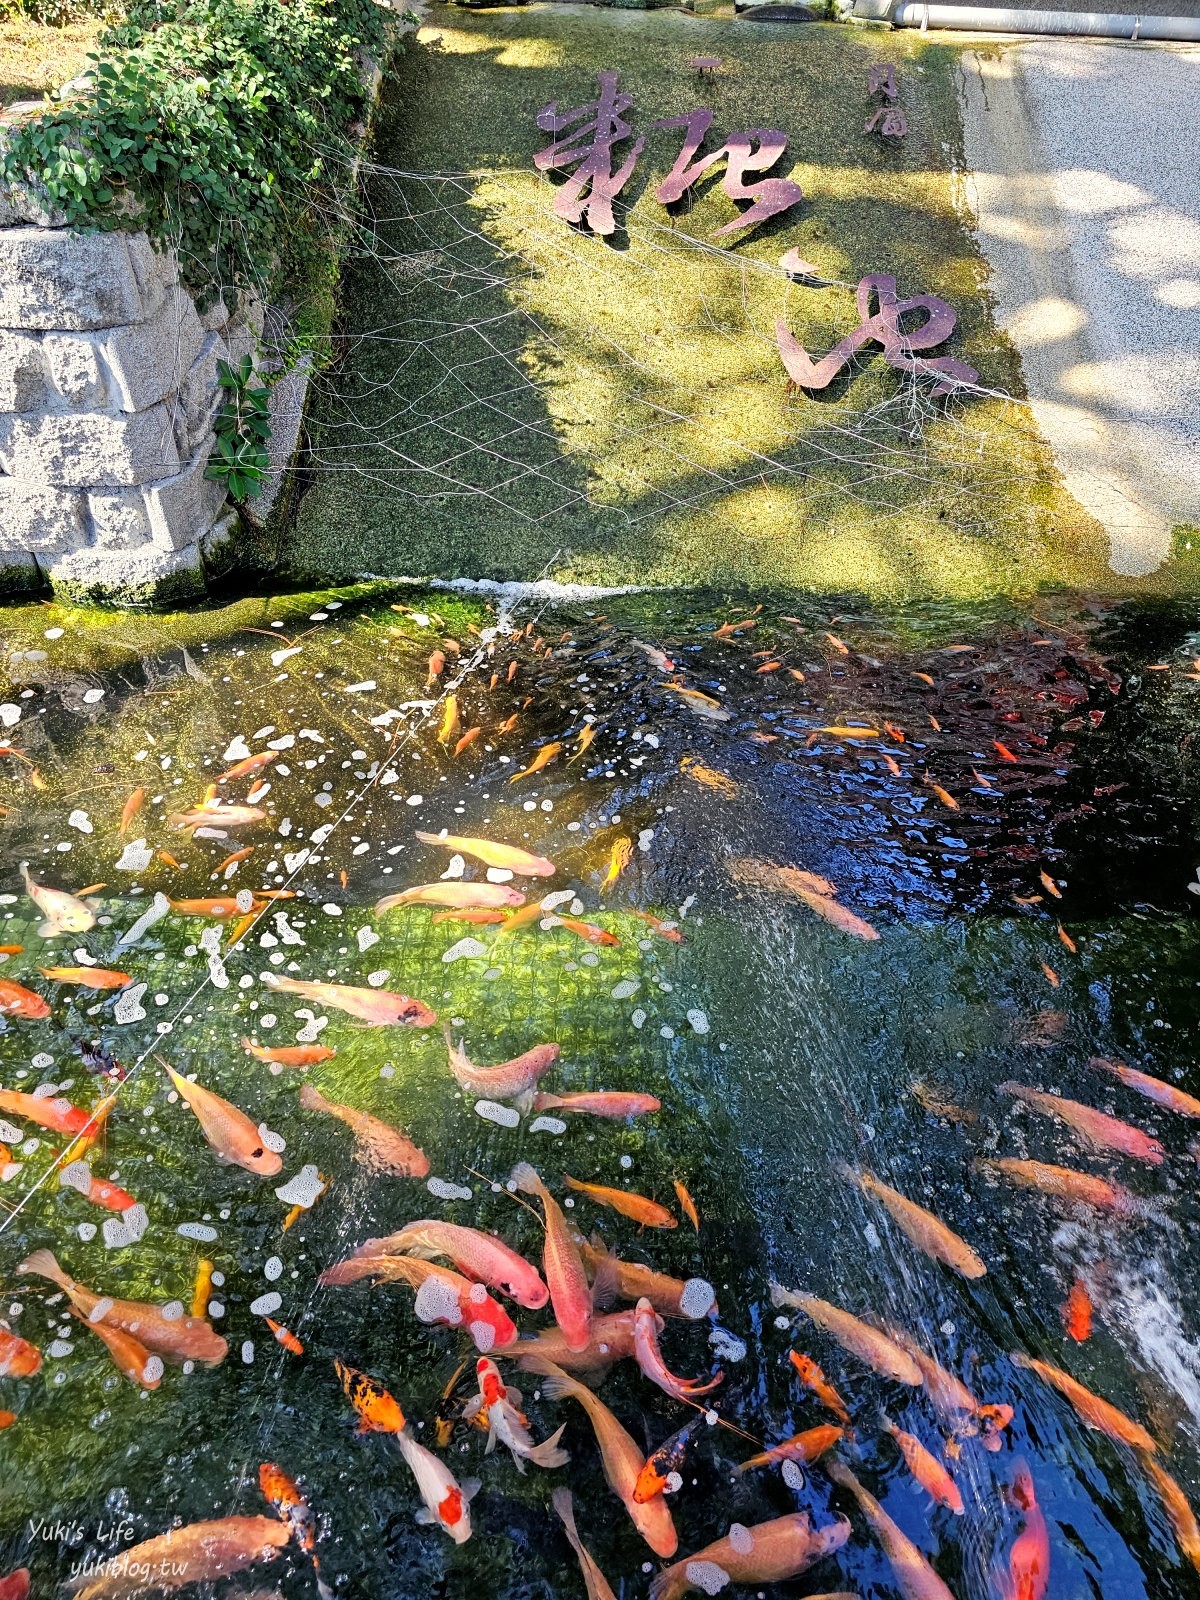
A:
[[0, 218, 254, 605]]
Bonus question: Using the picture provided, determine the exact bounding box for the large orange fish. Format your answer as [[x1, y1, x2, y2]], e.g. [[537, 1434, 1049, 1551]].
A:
[[340, 1219, 547, 1308], [553, 916, 619, 948], [513, 1311, 643, 1379], [0, 1324, 41, 1378], [534, 1091, 661, 1121], [375, 881, 525, 914], [733, 1424, 843, 1476], [999, 1081, 1164, 1165], [0, 979, 51, 1020], [563, 1175, 676, 1229], [580, 1234, 716, 1320], [633, 1417, 704, 1502], [1088, 1056, 1200, 1119], [1061, 1278, 1093, 1342], [972, 1157, 1146, 1219], [217, 751, 277, 783], [64, 1518, 288, 1599], [414, 830, 556, 877], [162, 1061, 282, 1176], [553, 1488, 618, 1600], [18, 1250, 226, 1366], [38, 966, 130, 990], [241, 1038, 336, 1068], [844, 1166, 987, 1279], [1010, 1351, 1158, 1451], [262, 973, 436, 1027], [511, 1164, 592, 1351], [880, 1412, 963, 1514], [1137, 1453, 1200, 1576], [509, 742, 563, 782], [321, 1253, 521, 1352], [880, 1320, 1012, 1451], [70, 1307, 160, 1390], [443, 1026, 560, 1104], [771, 1286, 921, 1386], [633, 1298, 722, 1402], [521, 1356, 677, 1555], [651, 1512, 850, 1600], [119, 787, 145, 832], [727, 858, 879, 941], [336, 1357, 406, 1434], [826, 1460, 955, 1600], [299, 1083, 428, 1178], [0, 1087, 96, 1137], [788, 1350, 851, 1424], [997, 1463, 1050, 1600]]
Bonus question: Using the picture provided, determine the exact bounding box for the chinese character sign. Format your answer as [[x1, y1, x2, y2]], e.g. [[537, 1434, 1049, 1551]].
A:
[[534, 70, 644, 237], [532, 72, 978, 399], [652, 110, 804, 239]]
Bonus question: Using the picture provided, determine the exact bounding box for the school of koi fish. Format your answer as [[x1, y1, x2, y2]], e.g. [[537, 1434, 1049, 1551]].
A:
[[0, 589, 1199, 1598]]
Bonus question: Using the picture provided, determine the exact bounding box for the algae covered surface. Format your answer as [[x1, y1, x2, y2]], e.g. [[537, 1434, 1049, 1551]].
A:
[[282, 2, 1195, 600], [3, 586, 1200, 1595]]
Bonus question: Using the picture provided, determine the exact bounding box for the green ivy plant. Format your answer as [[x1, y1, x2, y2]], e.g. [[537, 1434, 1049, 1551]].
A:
[[0, 0, 390, 305], [205, 354, 272, 502]]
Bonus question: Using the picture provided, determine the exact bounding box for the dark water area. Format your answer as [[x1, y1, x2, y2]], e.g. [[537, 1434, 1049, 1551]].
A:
[[0, 584, 1199, 1599]]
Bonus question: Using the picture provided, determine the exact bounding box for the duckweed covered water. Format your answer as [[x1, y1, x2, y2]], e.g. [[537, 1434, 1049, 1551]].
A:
[[1, 586, 1200, 1598]]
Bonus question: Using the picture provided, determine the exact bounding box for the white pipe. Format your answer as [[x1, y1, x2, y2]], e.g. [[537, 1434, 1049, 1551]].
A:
[[874, 1, 1200, 39]]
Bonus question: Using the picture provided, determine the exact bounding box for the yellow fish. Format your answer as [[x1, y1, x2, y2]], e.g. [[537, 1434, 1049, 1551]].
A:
[[438, 696, 460, 747], [160, 1059, 282, 1177], [20, 862, 95, 936], [602, 838, 633, 889], [569, 724, 598, 763], [510, 743, 562, 783], [414, 831, 556, 877]]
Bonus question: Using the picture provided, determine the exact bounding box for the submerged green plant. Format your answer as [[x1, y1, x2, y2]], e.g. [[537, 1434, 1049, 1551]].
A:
[[205, 353, 272, 502]]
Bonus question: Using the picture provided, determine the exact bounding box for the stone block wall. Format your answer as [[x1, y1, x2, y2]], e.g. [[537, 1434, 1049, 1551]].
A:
[[0, 220, 252, 605]]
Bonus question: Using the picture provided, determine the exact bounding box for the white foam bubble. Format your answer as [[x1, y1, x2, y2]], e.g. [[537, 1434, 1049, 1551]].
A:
[[474, 1100, 520, 1128], [470, 1320, 496, 1352], [275, 1165, 323, 1208], [250, 1291, 282, 1316], [727, 1524, 753, 1555], [414, 1276, 462, 1326], [683, 1562, 730, 1595], [177, 1222, 218, 1243], [679, 1279, 716, 1319], [427, 1177, 473, 1202], [443, 937, 488, 963]]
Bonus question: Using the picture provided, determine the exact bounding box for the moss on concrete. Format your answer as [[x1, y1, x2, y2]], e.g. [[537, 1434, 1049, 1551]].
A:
[[285, 3, 1194, 601]]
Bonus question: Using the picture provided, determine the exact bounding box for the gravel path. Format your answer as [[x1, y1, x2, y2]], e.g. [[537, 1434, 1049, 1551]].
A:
[[961, 40, 1200, 573]]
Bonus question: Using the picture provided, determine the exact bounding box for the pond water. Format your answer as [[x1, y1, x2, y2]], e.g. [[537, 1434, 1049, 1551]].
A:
[[1, 583, 1200, 1599]]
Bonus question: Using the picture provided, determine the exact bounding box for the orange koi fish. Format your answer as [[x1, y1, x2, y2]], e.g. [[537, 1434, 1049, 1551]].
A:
[[733, 1423, 843, 1475], [999, 1080, 1165, 1164], [1010, 1351, 1158, 1451], [569, 723, 598, 763], [415, 830, 555, 877], [427, 650, 445, 684], [336, 1357, 406, 1434], [496, 713, 519, 735], [511, 1164, 592, 1351], [0, 1087, 92, 1135], [0, 979, 49, 1017], [553, 1487, 619, 1600], [533, 1091, 661, 1121], [0, 1324, 41, 1379], [215, 847, 254, 873], [444, 1026, 560, 1104], [169, 896, 254, 918], [157, 850, 182, 869], [787, 1350, 851, 1424], [633, 1298, 722, 1401], [299, 1083, 428, 1178], [263, 1318, 304, 1355], [997, 1463, 1050, 1600], [70, 1306, 159, 1389], [431, 908, 509, 926], [241, 1038, 337, 1068], [679, 757, 739, 798], [926, 780, 959, 811], [1138, 1454, 1200, 1576], [1041, 963, 1060, 987], [826, 1461, 954, 1600], [553, 916, 619, 947], [217, 751, 277, 783], [880, 1412, 963, 1514], [665, 685, 732, 722], [192, 1259, 214, 1320], [38, 966, 130, 990], [843, 1166, 987, 1279], [973, 1157, 1146, 1219], [1087, 1056, 1200, 1119], [771, 1287, 921, 1386], [630, 910, 684, 943], [673, 1178, 699, 1231], [345, 1218, 547, 1308], [454, 728, 482, 757], [1039, 869, 1062, 898], [651, 1512, 849, 1600], [521, 1356, 677, 1556], [564, 1175, 676, 1229], [1058, 924, 1077, 954], [162, 1060, 282, 1176], [510, 742, 562, 783], [119, 787, 145, 831], [602, 837, 633, 889], [994, 741, 1019, 763], [325, 1257, 518, 1351], [262, 973, 437, 1027], [634, 1416, 704, 1502], [714, 616, 759, 638], [19, 1249, 226, 1366], [580, 1235, 716, 1320], [1062, 1278, 1093, 1342]]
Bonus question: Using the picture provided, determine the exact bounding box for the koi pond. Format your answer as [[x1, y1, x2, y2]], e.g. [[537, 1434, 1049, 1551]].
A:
[[1, 582, 1200, 1600]]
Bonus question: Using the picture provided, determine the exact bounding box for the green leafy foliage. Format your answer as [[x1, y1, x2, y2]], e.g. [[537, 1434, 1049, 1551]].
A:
[[205, 353, 271, 501], [0, 0, 389, 304]]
